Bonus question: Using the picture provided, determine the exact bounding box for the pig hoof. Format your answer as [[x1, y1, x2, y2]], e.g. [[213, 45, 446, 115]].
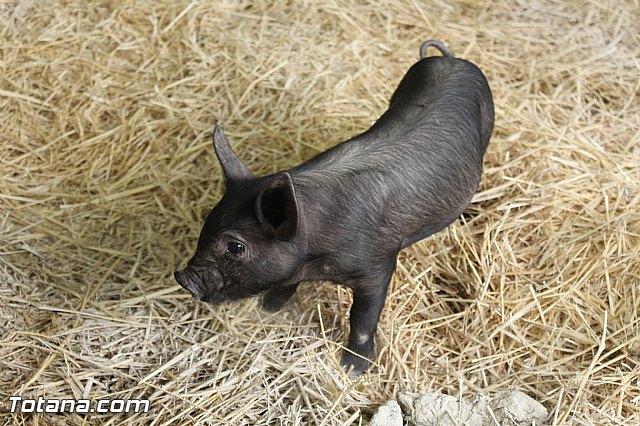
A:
[[341, 351, 372, 376]]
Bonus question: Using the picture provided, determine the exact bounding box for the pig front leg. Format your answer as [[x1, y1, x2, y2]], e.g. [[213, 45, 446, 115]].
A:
[[262, 283, 300, 312], [341, 266, 394, 375]]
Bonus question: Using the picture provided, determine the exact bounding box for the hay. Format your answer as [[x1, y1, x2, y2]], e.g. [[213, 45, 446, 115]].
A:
[[1, 0, 638, 424]]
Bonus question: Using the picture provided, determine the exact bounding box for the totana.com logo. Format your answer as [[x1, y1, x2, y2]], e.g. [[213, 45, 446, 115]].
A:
[[9, 396, 150, 414]]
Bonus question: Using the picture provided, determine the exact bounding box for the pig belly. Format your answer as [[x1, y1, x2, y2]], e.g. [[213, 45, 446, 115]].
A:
[[400, 217, 456, 249], [398, 186, 474, 249]]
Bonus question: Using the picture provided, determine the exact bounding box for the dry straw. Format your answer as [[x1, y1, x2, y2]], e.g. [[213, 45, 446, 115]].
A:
[[1, 0, 639, 425]]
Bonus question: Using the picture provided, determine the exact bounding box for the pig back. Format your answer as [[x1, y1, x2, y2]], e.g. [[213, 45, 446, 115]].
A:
[[380, 56, 493, 160], [292, 56, 494, 254]]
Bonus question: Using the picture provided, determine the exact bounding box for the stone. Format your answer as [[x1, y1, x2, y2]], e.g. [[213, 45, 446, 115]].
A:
[[369, 400, 403, 426], [398, 392, 487, 426], [489, 390, 548, 425], [395, 390, 548, 426]]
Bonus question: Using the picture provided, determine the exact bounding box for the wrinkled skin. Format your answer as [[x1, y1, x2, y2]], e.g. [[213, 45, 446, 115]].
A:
[[175, 42, 494, 375]]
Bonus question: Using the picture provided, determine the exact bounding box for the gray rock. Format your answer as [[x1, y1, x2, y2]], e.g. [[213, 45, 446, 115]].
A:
[[398, 392, 487, 426], [489, 390, 548, 425], [396, 390, 548, 426], [369, 400, 403, 426]]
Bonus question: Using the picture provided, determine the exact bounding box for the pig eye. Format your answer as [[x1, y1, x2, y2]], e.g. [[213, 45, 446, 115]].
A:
[[226, 241, 244, 255]]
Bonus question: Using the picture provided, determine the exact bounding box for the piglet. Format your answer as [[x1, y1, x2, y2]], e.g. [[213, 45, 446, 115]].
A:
[[175, 40, 494, 375]]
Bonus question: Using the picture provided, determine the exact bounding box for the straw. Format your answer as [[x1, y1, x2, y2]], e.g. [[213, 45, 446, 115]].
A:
[[1, 0, 639, 424]]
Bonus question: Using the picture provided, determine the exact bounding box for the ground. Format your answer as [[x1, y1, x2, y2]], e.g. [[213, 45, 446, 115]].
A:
[[1, 1, 639, 425]]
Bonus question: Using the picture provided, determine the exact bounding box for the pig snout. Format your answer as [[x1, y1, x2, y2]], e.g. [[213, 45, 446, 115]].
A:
[[174, 265, 223, 301]]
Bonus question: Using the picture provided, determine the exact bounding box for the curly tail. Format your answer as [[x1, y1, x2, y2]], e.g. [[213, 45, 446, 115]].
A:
[[419, 40, 454, 59]]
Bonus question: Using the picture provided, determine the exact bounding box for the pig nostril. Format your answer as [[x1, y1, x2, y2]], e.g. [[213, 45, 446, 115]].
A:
[[174, 270, 199, 297], [174, 270, 190, 287], [175, 267, 217, 302], [174, 266, 223, 301]]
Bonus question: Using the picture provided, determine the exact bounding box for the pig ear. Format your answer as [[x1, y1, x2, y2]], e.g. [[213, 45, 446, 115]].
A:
[[255, 172, 299, 241], [212, 125, 253, 183]]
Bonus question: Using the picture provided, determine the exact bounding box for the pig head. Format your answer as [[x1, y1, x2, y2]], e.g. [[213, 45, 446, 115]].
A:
[[174, 126, 307, 305]]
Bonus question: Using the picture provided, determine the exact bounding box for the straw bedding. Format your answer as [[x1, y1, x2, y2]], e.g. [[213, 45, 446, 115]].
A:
[[1, 0, 638, 424]]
